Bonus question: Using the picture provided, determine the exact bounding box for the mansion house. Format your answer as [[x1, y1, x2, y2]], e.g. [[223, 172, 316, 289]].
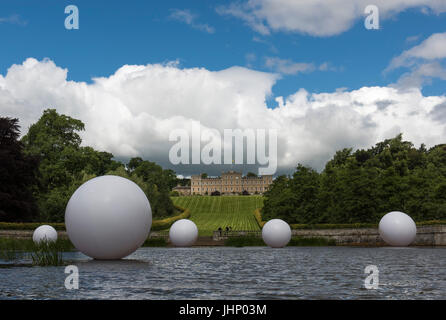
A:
[[190, 171, 273, 195]]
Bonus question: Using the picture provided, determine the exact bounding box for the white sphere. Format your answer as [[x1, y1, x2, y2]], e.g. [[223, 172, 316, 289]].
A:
[[33, 225, 58, 244], [65, 175, 152, 259], [379, 211, 417, 247], [169, 219, 198, 247], [262, 219, 292, 248]]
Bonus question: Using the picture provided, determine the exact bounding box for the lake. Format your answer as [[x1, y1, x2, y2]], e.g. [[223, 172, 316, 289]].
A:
[[0, 246, 445, 299]]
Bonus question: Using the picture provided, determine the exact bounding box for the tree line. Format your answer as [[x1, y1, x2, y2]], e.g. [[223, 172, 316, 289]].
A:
[[262, 134, 446, 223], [0, 109, 178, 222]]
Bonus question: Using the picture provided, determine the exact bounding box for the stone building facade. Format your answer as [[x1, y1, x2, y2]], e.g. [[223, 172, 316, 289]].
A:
[[190, 171, 273, 195], [172, 185, 191, 196]]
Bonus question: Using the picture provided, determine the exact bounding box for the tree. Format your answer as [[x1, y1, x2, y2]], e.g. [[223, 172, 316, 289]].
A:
[[262, 134, 446, 224], [21, 109, 121, 221], [126, 157, 176, 218], [0, 117, 39, 221]]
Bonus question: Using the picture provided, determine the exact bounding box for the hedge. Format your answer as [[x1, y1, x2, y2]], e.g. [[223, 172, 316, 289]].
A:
[[151, 206, 191, 231], [0, 222, 66, 231], [253, 208, 265, 228], [0, 205, 190, 232], [253, 209, 446, 230]]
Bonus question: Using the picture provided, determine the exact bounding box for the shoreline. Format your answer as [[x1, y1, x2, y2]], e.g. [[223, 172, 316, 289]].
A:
[[2, 228, 446, 247]]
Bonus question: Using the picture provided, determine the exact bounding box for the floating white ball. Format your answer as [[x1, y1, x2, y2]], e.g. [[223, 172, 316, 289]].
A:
[[379, 211, 417, 247], [262, 219, 291, 248], [65, 175, 152, 259], [33, 225, 58, 244], [169, 219, 198, 247]]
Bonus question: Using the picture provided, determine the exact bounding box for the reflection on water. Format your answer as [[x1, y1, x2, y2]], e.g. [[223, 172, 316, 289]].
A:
[[0, 247, 445, 299]]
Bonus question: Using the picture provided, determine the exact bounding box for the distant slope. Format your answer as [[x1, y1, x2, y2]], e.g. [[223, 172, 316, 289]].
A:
[[171, 196, 264, 235]]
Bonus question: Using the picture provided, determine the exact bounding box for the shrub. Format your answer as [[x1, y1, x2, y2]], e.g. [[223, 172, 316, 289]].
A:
[[151, 206, 191, 231], [142, 237, 168, 247], [0, 222, 66, 231], [224, 237, 264, 247], [253, 208, 265, 228]]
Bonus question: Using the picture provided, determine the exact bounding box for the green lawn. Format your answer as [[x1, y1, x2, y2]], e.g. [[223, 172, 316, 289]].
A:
[[171, 196, 264, 235]]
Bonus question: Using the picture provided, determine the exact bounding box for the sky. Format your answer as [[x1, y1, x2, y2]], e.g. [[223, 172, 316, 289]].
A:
[[0, 0, 446, 176]]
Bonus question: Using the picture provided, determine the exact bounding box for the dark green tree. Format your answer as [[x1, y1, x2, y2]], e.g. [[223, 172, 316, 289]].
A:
[[0, 117, 39, 221], [22, 109, 121, 221], [262, 134, 446, 224], [126, 157, 176, 218]]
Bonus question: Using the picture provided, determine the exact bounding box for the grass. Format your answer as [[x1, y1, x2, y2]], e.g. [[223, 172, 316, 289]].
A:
[[171, 196, 264, 235]]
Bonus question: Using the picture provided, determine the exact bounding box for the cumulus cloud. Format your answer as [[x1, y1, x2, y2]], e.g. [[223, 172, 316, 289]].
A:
[[169, 9, 215, 34], [1, 58, 446, 176], [217, 0, 446, 37], [388, 32, 446, 70], [386, 32, 446, 88]]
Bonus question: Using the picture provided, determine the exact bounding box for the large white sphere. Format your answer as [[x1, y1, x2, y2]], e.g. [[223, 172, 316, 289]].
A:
[[262, 219, 292, 248], [65, 175, 152, 259], [169, 219, 198, 247], [33, 225, 58, 244], [379, 211, 417, 247]]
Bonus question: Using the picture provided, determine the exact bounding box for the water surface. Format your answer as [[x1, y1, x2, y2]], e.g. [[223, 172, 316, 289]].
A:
[[0, 247, 445, 299]]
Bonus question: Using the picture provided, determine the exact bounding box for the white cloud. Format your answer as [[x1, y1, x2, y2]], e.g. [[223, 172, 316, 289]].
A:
[[386, 32, 446, 89], [1, 58, 445, 175], [169, 9, 215, 34], [216, 4, 270, 35], [264, 57, 337, 75], [0, 14, 27, 26], [265, 57, 315, 75], [396, 61, 446, 88], [217, 0, 446, 37], [388, 32, 446, 70]]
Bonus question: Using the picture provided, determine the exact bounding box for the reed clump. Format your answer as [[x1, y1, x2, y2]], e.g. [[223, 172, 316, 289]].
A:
[[0, 238, 74, 266]]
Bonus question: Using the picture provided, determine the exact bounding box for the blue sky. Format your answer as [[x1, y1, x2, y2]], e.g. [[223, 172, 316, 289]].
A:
[[1, 1, 446, 175], [1, 0, 445, 101]]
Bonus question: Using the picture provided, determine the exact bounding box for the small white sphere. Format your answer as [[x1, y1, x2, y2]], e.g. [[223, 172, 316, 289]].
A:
[[262, 219, 292, 248], [169, 219, 198, 247], [379, 211, 417, 247], [65, 175, 152, 260], [33, 225, 58, 244]]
